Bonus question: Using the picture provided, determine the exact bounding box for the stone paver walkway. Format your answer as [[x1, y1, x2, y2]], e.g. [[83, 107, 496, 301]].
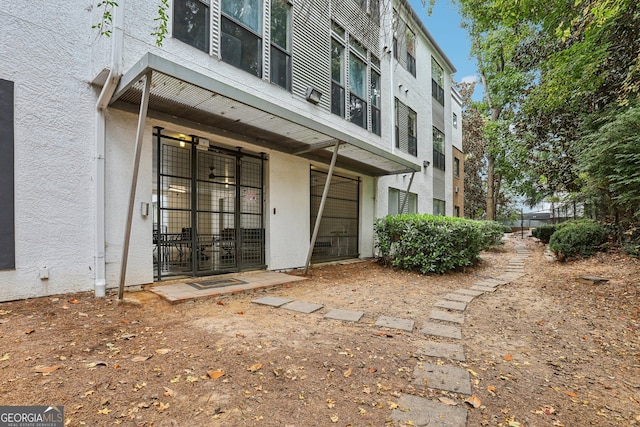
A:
[[246, 238, 531, 426]]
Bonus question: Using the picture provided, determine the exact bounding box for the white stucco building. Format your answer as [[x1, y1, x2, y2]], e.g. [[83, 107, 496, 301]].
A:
[[0, 0, 461, 302]]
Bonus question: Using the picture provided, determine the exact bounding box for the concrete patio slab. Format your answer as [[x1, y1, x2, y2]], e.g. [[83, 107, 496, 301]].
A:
[[375, 315, 414, 332], [390, 394, 467, 427], [443, 293, 474, 303], [429, 310, 464, 324], [413, 363, 472, 394], [324, 308, 364, 322], [418, 341, 466, 361], [420, 321, 462, 339], [282, 301, 324, 314], [251, 296, 293, 307], [434, 300, 467, 311], [455, 289, 484, 297]]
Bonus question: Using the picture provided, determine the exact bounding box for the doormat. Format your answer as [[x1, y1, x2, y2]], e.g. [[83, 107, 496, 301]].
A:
[[187, 278, 247, 290]]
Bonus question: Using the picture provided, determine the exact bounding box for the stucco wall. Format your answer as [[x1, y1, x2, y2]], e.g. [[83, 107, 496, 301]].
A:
[[0, 3, 99, 301]]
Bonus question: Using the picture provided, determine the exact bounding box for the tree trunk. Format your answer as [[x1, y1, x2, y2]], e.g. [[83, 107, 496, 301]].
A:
[[486, 155, 495, 220]]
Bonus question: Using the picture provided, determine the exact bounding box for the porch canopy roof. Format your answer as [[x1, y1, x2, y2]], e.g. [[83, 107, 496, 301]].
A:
[[107, 53, 420, 176]]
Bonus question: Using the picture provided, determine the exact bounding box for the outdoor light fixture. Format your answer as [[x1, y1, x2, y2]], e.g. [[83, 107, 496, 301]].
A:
[[423, 160, 430, 168], [305, 86, 322, 104]]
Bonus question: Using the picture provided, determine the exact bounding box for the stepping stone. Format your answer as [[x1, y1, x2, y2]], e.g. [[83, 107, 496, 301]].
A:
[[324, 308, 364, 322], [474, 281, 499, 288], [413, 363, 472, 394], [252, 296, 293, 307], [455, 289, 484, 297], [420, 321, 462, 339], [443, 293, 474, 303], [429, 309, 464, 324], [282, 301, 323, 314], [470, 285, 497, 292], [581, 276, 609, 284], [390, 394, 467, 427], [434, 300, 467, 311], [419, 341, 466, 361], [376, 315, 414, 332]]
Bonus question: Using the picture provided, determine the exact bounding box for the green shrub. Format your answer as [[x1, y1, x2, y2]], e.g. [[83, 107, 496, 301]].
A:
[[549, 220, 608, 260], [477, 221, 506, 249], [374, 215, 502, 274], [532, 225, 556, 244]]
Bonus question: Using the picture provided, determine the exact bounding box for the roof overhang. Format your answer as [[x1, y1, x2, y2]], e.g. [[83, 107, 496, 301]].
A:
[[106, 53, 420, 176]]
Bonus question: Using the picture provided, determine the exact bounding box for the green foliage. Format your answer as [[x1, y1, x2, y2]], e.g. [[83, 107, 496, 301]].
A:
[[151, 0, 170, 47], [374, 215, 504, 274], [92, 0, 118, 38], [532, 225, 556, 244], [549, 220, 608, 260]]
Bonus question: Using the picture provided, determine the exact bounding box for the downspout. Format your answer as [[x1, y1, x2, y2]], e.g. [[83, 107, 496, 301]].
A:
[[94, 1, 125, 297]]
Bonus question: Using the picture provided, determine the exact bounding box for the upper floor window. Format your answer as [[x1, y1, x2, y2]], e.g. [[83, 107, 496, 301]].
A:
[[432, 58, 445, 105], [454, 157, 460, 177], [433, 126, 445, 170], [270, 0, 291, 90], [453, 112, 458, 128], [370, 69, 381, 136], [221, 0, 263, 77], [349, 52, 367, 129], [393, 13, 416, 77], [331, 38, 346, 118], [173, 0, 210, 53], [358, 0, 380, 21], [395, 98, 417, 156]]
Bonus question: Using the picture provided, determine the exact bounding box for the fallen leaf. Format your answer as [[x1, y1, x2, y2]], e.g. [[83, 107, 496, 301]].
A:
[[369, 367, 377, 373], [248, 363, 262, 372], [237, 311, 244, 315], [465, 395, 482, 408], [216, 301, 224, 305], [561, 390, 579, 398], [156, 402, 169, 412], [97, 408, 111, 415], [236, 333, 245, 338], [32, 365, 61, 374], [504, 354, 513, 361], [207, 370, 224, 379], [438, 397, 458, 406], [467, 368, 478, 377], [132, 355, 151, 363], [330, 414, 339, 423], [343, 367, 352, 378], [25, 329, 35, 335], [155, 348, 171, 355], [487, 386, 496, 392], [69, 298, 80, 304], [0, 353, 9, 361], [163, 387, 174, 397], [358, 407, 367, 415]]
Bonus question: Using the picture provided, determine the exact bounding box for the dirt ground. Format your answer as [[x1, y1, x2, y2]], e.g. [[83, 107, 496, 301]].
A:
[[0, 234, 638, 426]]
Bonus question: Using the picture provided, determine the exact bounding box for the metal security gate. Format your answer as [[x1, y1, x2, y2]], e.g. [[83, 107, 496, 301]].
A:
[[310, 169, 359, 262], [153, 129, 264, 280]]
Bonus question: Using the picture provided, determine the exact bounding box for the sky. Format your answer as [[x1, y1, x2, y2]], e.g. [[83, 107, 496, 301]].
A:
[[408, 0, 482, 100]]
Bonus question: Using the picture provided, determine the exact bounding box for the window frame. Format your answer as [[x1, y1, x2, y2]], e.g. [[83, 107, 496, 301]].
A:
[[389, 188, 417, 215], [270, 0, 292, 90], [173, 0, 211, 53], [454, 157, 460, 178], [431, 57, 445, 105], [433, 198, 446, 216], [432, 126, 446, 170], [220, 0, 264, 78]]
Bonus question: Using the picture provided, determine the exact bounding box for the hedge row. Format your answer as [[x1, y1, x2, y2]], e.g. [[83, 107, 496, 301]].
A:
[[549, 220, 608, 260], [374, 215, 505, 274]]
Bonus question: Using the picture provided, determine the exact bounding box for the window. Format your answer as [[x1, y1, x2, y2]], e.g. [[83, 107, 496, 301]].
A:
[[454, 157, 460, 177], [455, 206, 460, 217], [393, 13, 416, 77], [433, 199, 446, 216], [431, 58, 445, 105], [0, 79, 15, 270], [331, 39, 345, 117], [389, 188, 417, 215], [453, 112, 458, 128], [433, 127, 445, 170], [395, 98, 417, 156], [221, 0, 263, 77], [370, 70, 381, 136], [173, 0, 210, 53], [358, 0, 380, 21], [270, 0, 291, 90], [349, 52, 367, 129]]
